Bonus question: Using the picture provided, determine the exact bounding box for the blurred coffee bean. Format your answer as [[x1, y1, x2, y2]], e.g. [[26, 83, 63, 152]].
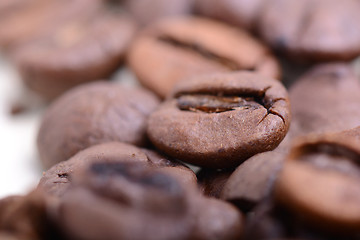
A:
[[124, 0, 194, 26], [37, 82, 160, 168], [0, 0, 101, 52], [128, 16, 281, 98], [334, 126, 360, 143], [12, 7, 137, 100], [276, 134, 360, 232], [197, 168, 233, 198], [141, 148, 198, 187], [38, 142, 197, 198], [290, 63, 360, 137], [53, 161, 243, 240], [221, 151, 284, 212], [259, 0, 360, 61], [0, 191, 61, 240], [195, 0, 265, 30]]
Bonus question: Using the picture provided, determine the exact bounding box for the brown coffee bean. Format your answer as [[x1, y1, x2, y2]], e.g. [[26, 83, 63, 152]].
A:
[[333, 126, 360, 143], [0, 196, 23, 224], [124, 0, 194, 26], [38, 142, 197, 198], [0, 191, 60, 240], [38, 142, 148, 197], [128, 16, 281, 98], [221, 151, 284, 212], [242, 199, 287, 240], [289, 63, 360, 137], [54, 161, 243, 240], [0, 0, 100, 51], [12, 8, 137, 100], [37, 82, 160, 168], [242, 198, 341, 240], [140, 148, 198, 188], [193, 197, 243, 240], [195, 0, 265, 29], [259, 0, 360, 61], [197, 168, 233, 198], [147, 71, 290, 168], [276, 135, 360, 232]]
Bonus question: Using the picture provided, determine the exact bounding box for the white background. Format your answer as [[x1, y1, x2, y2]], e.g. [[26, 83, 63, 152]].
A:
[[0, 54, 44, 198]]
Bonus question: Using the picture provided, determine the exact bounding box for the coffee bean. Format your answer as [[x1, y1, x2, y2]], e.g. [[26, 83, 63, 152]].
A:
[[177, 94, 263, 114], [37, 82, 160, 168], [80, 162, 187, 210], [0, 191, 60, 240], [331, 126, 360, 144], [193, 197, 243, 240], [197, 168, 233, 198], [0, 0, 100, 51], [38, 142, 149, 197], [141, 149, 198, 188], [147, 71, 290, 168], [124, 0, 194, 26], [289, 63, 360, 137], [38, 142, 196, 198], [54, 162, 243, 240], [242, 199, 287, 240], [259, 0, 360, 61], [12, 7, 137, 100], [221, 151, 284, 212], [195, 0, 265, 30], [276, 135, 360, 232], [128, 17, 281, 98]]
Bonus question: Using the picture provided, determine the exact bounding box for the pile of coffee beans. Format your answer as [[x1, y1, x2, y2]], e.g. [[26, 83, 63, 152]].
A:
[[1, 0, 360, 239]]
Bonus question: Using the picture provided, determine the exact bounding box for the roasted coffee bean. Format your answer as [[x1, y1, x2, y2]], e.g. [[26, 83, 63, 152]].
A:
[[243, 199, 287, 240], [147, 71, 290, 168], [0, 0, 100, 51], [38, 142, 197, 198], [84, 162, 186, 210], [259, 0, 360, 61], [128, 16, 281, 98], [195, 0, 265, 29], [140, 148, 198, 187], [221, 151, 284, 212], [38, 142, 148, 197], [12, 8, 137, 100], [197, 168, 233, 198], [290, 63, 360, 137], [193, 197, 243, 240], [332, 126, 360, 143], [54, 162, 243, 240], [242, 198, 343, 240], [37, 82, 160, 168], [276, 135, 360, 232], [124, 0, 194, 26], [177, 94, 264, 113], [0, 191, 61, 240]]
